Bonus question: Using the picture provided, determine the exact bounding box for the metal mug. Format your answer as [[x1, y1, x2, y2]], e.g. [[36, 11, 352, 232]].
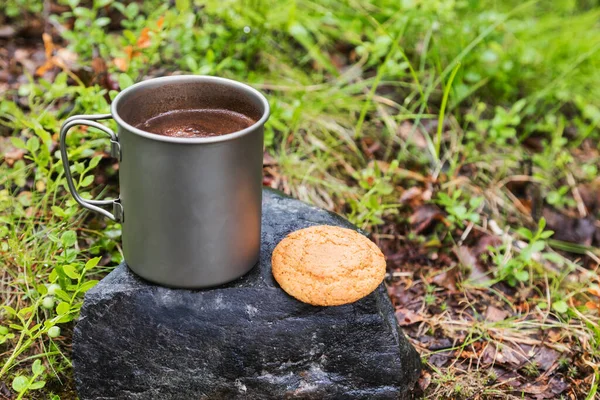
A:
[[59, 76, 270, 288]]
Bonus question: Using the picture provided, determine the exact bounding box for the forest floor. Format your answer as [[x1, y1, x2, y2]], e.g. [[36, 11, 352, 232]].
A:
[[1, 1, 600, 399]]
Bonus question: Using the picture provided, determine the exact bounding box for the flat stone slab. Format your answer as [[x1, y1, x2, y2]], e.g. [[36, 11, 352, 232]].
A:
[[73, 188, 421, 399]]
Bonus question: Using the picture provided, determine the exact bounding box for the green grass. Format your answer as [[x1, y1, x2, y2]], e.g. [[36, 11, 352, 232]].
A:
[[1, 0, 600, 398]]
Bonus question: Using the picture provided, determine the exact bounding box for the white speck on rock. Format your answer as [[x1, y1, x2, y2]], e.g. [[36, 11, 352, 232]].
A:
[[213, 294, 224, 309], [234, 379, 247, 393], [246, 305, 258, 318]]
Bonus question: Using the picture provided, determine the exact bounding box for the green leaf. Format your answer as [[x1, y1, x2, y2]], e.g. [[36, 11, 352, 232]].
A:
[[552, 300, 568, 314], [516, 227, 533, 240], [514, 269, 529, 282], [18, 306, 33, 317], [521, 241, 545, 261], [0, 326, 7, 335], [89, 155, 102, 169], [185, 56, 198, 72], [469, 196, 484, 209], [10, 137, 27, 150], [37, 284, 48, 296], [542, 252, 564, 265], [94, 0, 112, 8], [53, 289, 71, 302], [94, 17, 112, 27], [56, 302, 71, 315], [85, 257, 102, 270], [125, 2, 139, 19], [78, 280, 99, 293], [547, 191, 560, 205], [175, 0, 190, 12], [118, 74, 134, 90], [123, 29, 137, 44], [12, 376, 28, 392], [27, 136, 40, 153], [80, 175, 94, 187], [32, 359, 45, 375], [29, 381, 46, 390], [2, 305, 17, 316], [61, 230, 77, 248], [538, 217, 546, 231], [63, 265, 80, 279], [51, 206, 67, 217]]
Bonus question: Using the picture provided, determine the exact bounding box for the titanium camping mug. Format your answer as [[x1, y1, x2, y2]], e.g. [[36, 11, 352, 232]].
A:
[[59, 76, 270, 288]]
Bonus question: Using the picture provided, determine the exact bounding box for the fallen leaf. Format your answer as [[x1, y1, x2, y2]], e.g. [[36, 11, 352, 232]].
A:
[[547, 376, 569, 397], [588, 285, 600, 297], [409, 204, 446, 234], [157, 16, 165, 29], [3, 148, 25, 166], [496, 344, 528, 367], [428, 351, 452, 368], [35, 33, 55, 76], [454, 245, 489, 284], [263, 152, 278, 166], [35, 33, 79, 77], [400, 187, 423, 205], [533, 346, 560, 371], [417, 371, 431, 392], [521, 381, 550, 396], [113, 57, 128, 71], [577, 179, 600, 213], [398, 121, 427, 149], [473, 234, 502, 256], [395, 308, 424, 326], [0, 25, 16, 38], [543, 207, 596, 246], [485, 305, 508, 322], [431, 269, 458, 291], [137, 27, 151, 49]]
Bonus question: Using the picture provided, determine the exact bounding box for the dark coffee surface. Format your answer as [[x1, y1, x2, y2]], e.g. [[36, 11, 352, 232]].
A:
[[136, 109, 256, 138]]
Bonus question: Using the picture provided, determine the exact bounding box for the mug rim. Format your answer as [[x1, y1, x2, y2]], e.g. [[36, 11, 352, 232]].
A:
[[110, 75, 270, 144]]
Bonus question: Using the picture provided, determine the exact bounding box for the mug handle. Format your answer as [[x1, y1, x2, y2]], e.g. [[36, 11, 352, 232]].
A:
[[59, 114, 123, 222]]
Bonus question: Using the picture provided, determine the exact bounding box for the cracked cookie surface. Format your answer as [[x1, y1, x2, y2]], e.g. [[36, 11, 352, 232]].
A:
[[271, 225, 386, 306]]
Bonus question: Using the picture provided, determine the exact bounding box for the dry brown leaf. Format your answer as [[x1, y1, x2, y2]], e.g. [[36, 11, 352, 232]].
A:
[[156, 16, 165, 29], [3, 148, 25, 166], [417, 371, 431, 392], [533, 346, 561, 371], [485, 305, 509, 322], [398, 121, 427, 149], [113, 57, 128, 71], [137, 27, 151, 49], [543, 207, 596, 246], [409, 204, 446, 234], [395, 308, 424, 326], [400, 187, 422, 205], [431, 268, 458, 291], [35, 33, 55, 76]]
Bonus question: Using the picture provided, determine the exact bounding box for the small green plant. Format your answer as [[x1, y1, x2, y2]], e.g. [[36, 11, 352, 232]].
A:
[[522, 361, 540, 377], [547, 185, 576, 209], [435, 190, 483, 229], [11, 360, 46, 399], [348, 160, 399, 228], [488, 218, 554, 287]]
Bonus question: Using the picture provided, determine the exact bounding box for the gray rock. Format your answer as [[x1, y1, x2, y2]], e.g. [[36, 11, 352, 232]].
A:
[[73, 188, 421, 399]]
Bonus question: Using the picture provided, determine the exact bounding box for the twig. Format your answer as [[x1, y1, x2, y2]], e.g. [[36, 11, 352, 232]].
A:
[[566, 171, 587, 218]]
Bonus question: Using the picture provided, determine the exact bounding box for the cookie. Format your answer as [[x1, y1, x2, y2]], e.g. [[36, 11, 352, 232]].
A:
[[271, 225, 386, 306]]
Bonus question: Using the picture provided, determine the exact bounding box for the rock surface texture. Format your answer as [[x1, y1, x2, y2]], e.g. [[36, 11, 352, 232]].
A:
[[73, 188, 421, 399]]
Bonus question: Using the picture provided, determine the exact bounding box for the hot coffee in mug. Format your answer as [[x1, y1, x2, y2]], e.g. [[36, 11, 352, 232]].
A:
[[59, 76, 270, 288]]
